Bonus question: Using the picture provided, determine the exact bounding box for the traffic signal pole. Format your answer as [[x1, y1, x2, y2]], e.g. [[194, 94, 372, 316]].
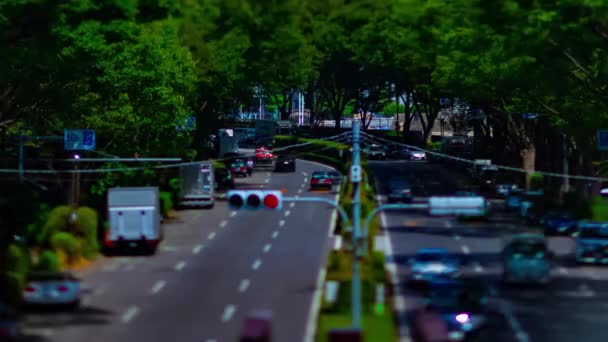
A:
[[351, 121, 362, 328]]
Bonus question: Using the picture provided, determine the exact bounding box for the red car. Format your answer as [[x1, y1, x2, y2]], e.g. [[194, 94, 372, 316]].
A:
[[255, 148, 274, 164]]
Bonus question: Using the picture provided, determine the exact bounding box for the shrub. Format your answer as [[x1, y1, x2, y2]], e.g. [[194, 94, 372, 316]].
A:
[[7, 244, 30, 275], [36, 250, 61, 272], [591, 196, 608, 221], [328, 251, 340, 271], [50, 232, 79, 263], [563, 191, 592, 219], [370, 251, 386, 282], [0, 272, 24, 308], [530, 173, 544, 190], [75, 207, 99, 258], [40, 206, 72, 245], [330, 280, 376, 314], [159, 191, 174, 218]]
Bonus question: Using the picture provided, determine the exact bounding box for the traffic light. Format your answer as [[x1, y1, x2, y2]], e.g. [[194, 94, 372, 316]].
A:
[[227, 190, 283, 210]]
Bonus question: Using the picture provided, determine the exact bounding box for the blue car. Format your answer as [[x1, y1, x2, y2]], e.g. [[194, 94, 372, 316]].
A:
[[541, 211, 577, 235], [575, 221, 608, 264]]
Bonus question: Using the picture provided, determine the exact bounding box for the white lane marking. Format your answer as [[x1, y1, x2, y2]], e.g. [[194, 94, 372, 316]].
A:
[[300, 183, 305, 188], [263, 244, 272, 253], [150, 280, 166, 294], [208, 232, 216, 240], [558, 267, 568, 275], [121, 306, 140, 323], [298, 188, 304, 194], [289, 202, 295, 208], [500, 300, 531, 342], [279, 219, 286, 227], [124, 263, 135, 271], [266, 172, 271, 177], [193, 244, 204, 254], [239, 279, 250, 293], [285, 210, 291, 217], [230, 211, 237, 217], [174, 261, 187, 271], [473, 263, 483, 273], [220, 220, 228, 228], [272, 231, 279, 239], [461, 245, 470, 254], [252, 259, 262, 270], [302, 171, 308, 176], [221, 304, 236, 322], [264, 178, 270, 183], [454, 234, 461, 241], [304, 177, 308, 182]]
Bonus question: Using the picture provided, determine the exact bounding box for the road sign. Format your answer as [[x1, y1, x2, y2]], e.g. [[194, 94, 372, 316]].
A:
[[178, 116, 196, 131], [598, 130, 608, 151], [522, 113, 539, 120], [350, 165, 362, 183], [227, 190, 283, 210], [64, 129, 96, 151]]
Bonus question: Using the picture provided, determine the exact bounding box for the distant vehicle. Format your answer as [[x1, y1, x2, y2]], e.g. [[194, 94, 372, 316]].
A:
[[575, 221, 608, 264], [178, 162, 215, 208], [428, 196, 489, 220], [215, 167, 235, 191], [408, 149, 427, 161], [389, 147, 411, 159], [387, 180, 413, 203], [496, 184, 519, 197], [254, 119, 277, 148], [310, 171, 333, 190], [105, 187, 163, 254], [23, 272, 81, 308], [502, 234, 553, 285], [367, 147, 387, 160], [217, 129, 239, 157], [230, 159, 249, 177], [327, 171, 342, 185], [274, 155, 296, 172], [255, 147, 274, 164], [408, 248, 460, 286], [541, 211, 577, 235], [0, 303, 21, 340]]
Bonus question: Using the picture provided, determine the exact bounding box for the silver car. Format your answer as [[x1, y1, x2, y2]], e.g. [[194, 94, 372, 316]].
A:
[[23, 272, 81, 308], [409, 249, 461, 284]]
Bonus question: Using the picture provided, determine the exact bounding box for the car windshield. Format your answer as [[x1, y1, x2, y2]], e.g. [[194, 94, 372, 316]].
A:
[[312, 172, 329, 179], [580, 227, 608, 239], [507, 242, 547, 257], [416, 252, 448, 262]]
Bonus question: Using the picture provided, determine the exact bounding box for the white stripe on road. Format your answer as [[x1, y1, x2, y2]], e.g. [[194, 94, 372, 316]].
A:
[[285, 210, 291, 217], [454, 234, 461, 241], [174, 261, 186, 271], [220, 220, 228, 228], [252, 259, 262, 270], [239, 279, 250, 293], [279, 220, 286, 227], [150, 280, 166, 294], [272, 231, 279, 239], [558, 267, 568, 275], [121, 306, 140, 323], [473, 263, 483, 273], [193, 244, 204, 254], [461, 245, 470, 254], [289, 202, 295, 208], [302, 171, 308, 176], [230, 211, 237, 217], [208, 232, 216, 240], [263, 243, 272, 253], [298, 189, 304, 194], [304, 177, 308, 182], [221, 305, 236, 322]]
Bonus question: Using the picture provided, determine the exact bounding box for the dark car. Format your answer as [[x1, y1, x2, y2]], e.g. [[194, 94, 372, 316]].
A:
[[230, 159, 249, 177], [367, 148, 387, 160], [310, 171, 333, 190], [274, 155, 296, 172], [387, 181, 413, 203], [0, 303, 20, 340], [327, 171, 342, 185], [541, 211, 577, 235], [215, 167, 235, 191]]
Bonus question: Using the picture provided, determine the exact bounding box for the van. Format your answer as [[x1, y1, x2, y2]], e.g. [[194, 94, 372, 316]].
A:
[[502, 234, 553, 285], [105, 187, 162, 254], [575, 221, 608, 264]]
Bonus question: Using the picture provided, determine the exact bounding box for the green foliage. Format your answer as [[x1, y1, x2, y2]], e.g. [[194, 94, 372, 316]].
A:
[[159, 191, 174, 218], [40, 206, 73, 246], [7, 244, 30, 276], [563, 192, 592, 219], [35, 250, 61, 272], [0, 272, 24, 308], [327, 251, 341, 272], [591, 196, 608, 222], [530, 173, 544, 190], [50, 232, 80, 262]]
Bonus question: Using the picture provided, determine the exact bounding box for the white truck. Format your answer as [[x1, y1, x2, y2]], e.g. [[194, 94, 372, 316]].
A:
[[428, 196, 489, 220], [178, 162, 215, 208], [105, 187, 162, 254]]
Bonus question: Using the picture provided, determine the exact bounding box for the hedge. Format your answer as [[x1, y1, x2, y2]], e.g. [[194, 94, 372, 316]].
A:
[[75, 206, 99, 258], [35, 250, 61, 272], [7, 244, 30, 276], [0, 272, 24, 308], [50, 232, 79, 263], [39, 205, 73, 246], [159, 191, 174, 218]]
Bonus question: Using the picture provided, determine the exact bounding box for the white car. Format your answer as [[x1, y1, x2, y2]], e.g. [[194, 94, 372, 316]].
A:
[[23, 272, 81, 308], [409, 150, 427, 160], [409, 249, 461, 285]]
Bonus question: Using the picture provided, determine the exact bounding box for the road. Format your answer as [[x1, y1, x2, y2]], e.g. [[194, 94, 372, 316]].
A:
[[370, 160, 608, 342], [21, 159, 339, 342]]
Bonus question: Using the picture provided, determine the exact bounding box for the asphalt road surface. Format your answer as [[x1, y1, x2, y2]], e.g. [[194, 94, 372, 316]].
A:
[[20, 159, 340, 342], [370, 160, 608, 342]]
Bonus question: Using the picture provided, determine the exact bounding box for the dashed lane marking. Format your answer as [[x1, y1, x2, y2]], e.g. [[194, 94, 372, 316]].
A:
[[174, 261, 186, 271], [289, 202, 295, 208], [230, 211, 237, 217], [150, 280, 166, 294], [461, 245, 470, 254], [221, 305, 236, 322], [473, 263, 483, 273], [252, 259, 262, 270], [208, 232, 216, 240], [239, 279, 250, 293], [272, 231, 279, 239], [193, 244, 204, 254], [263, 244, 272, 253], [454, 235, 461, 241], [285, 210, 291, 217], [220, 220, 228, 228], [279, 220, 286, 227], [121, 306, 140, 323]]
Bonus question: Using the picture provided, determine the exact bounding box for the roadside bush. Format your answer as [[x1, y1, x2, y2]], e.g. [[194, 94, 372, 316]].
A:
[[530, 173, 544, 190], [328, 251, 341, 271], [39, 205, 72, 246], [591, 196, 608, 221], [25, 203, 52, 247], [370, 251, 386, 283], [7, 244, 30, 275], [330, 280, 376, 314], [50, 232, 79, 263], [0, 272, 24, 308], [35, 250, 61, 272], [159, 191, 174, 218], [75, 207, 99, 258], [563, 191, 592, 219]]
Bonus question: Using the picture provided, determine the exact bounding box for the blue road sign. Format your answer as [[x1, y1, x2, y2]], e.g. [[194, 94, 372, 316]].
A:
[[598, 130, 608, 151], [64, 129, 96, 151]]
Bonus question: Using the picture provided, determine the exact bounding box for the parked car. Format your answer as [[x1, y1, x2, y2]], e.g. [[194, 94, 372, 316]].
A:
[[540, 211, 577, 236], [327, 171, 343, 185], [23, 272, 81, 309], [496, 184, 519, 197], [310, 171, 333, 190], [0, 303, 21, 340], [274, 155, 296, 172]]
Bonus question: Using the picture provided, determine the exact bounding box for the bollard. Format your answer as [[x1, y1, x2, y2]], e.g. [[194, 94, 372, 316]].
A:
[[239, 309, 273, 342], [328, 328, 362, 342]]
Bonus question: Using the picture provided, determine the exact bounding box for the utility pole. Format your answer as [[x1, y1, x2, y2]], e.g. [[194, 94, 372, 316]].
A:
[[351, 121, 362, 328]]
